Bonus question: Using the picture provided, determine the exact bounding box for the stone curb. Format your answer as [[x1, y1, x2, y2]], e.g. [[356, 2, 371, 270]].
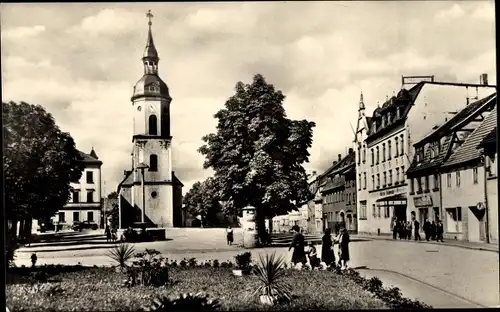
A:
[[354, 234, 499, 253]]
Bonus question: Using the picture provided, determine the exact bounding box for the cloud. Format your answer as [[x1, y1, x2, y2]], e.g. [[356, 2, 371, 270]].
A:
[[67, 8, 142, 36], [2, 25, 46, 39], [471, 2, 495, 22], [435, 4, 465, 20], [2, 2, 496, 196]]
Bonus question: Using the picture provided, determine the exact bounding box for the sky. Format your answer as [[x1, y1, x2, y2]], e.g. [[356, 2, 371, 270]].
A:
[[1, 1, 496, 196]]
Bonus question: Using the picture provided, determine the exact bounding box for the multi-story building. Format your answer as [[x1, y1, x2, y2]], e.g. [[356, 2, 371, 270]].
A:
[[320, 149, 356, 233], [356, 77, 496, 235], [406, 93, 496, 237], [440, 104, 497, 243], [54, 149, 103, 229], [477, 119, 497, 244]]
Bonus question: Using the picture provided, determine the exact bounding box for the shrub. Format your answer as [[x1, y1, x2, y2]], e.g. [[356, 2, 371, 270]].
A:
[[220, 261, 233, 268], [179, 258, 187, 268], [251, 252, 291, 304], [107, 243, 135, 270], [123, 228, 138, 242], [212, 259, 220, 268], [127, 249, 169, 287], [142, 292, 221, 311], [187, 258, 197, 267], [5, 232, 20, 267], [203, 260, 212, 267], [234, 252, 252, 271], [29, 271, 48, 283]]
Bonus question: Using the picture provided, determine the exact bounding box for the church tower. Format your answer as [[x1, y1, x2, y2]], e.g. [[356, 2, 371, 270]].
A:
[[130, 10, 175, 227]]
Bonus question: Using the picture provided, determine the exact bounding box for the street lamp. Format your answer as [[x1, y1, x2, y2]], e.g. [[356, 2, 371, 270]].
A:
[[136, 162, 149, 224]]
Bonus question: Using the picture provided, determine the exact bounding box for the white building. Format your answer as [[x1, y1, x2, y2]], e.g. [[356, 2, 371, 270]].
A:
[[356, 78, 496, 235]]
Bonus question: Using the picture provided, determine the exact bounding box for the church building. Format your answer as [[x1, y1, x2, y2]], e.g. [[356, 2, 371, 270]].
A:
[[117, 11, 183, 228]]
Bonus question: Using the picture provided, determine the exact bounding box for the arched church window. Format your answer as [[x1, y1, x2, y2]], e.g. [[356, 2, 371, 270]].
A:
[[148, 115, 157, 135], [149, 154, 158, 171]]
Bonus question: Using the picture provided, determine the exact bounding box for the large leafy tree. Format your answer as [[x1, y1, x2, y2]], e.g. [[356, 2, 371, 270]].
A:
[[3, 101, 84, 238], [198, 74, 315, 243], [183, 177, 222, 226]]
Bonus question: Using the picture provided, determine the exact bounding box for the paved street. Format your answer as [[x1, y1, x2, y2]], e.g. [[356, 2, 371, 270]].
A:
[[14, 228, 499, 308]]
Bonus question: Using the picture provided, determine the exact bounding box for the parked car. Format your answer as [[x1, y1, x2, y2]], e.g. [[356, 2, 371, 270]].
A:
[[73, 221, 98, 231]]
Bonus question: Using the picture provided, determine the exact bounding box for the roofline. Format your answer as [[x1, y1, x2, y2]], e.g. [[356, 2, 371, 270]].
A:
[[423, 81, 496, 88], [414, 93, 497, 147]]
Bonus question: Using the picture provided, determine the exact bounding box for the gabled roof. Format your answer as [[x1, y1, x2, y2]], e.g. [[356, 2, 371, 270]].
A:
[[78, 150, 102, 165], [478, 127, 496, 148], [406, 93, 497, 176], [442, 105, 497, 169], [416, 93, 497, 147]]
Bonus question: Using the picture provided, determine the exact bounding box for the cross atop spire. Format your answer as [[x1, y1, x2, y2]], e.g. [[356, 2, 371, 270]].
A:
[[146, 10, 154, 27]]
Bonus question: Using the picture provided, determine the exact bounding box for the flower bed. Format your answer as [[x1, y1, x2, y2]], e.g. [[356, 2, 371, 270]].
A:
[[7, 265, 387, 311]]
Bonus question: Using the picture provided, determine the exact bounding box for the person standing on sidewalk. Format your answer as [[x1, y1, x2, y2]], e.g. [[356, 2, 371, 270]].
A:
[[406, 221, 412, 240], [414, 219, 421, 241], [430, 221, 437, 240], [436, 220, 444, 242], [423, 219, 431, 241], [321, 228, 335, 267], [289, 225, 307, 266], [391, 217, 398, 240], [334, 225, 350, 270]]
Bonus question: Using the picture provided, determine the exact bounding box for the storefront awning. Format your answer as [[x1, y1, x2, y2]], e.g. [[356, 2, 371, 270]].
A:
[[376, 193, 407, 206]]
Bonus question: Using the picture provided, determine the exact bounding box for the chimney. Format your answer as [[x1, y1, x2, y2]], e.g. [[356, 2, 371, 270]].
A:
[[332, 161, 338, 166], [480, 73, 488, 86], [348, 148, 354, 154], [312, 171, 317, 176], [338, 154, 342, 162]]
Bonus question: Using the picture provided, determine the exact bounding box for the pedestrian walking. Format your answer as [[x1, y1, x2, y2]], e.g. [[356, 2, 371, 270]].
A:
[[436, 220, 444, 242], [31, 253, 37, 268], [105, 224, 111, 243], [321, 228, 335, 267], [414, 219, 421, 241], [423, 219, 431, 241], [226, 225, 234, 246], [307, 242, 320, 269], [406, 221, 412, 240], [334, 224, 350, 270], [288, 225, 307, 266], [430, 221, 437, 240], [398, 220, 406, 239], [392, 217, 398, 240]]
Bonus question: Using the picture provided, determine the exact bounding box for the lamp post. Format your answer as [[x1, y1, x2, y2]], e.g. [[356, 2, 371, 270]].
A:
[[136, 162, 149, 224]]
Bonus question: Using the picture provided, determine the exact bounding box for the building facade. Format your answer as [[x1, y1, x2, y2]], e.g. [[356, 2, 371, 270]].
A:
[[321, 149, 356, 233], [43, 149, 103, 230], [117, 15, 183, 229], [478, 121, 498, 244], [406, 93, 497, 237], [439, 104, 497, 243], [356, 78, 496, 235]]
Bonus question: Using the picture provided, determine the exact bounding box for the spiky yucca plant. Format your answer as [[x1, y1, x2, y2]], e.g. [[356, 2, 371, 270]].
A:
[[142, 292, 221, 311], [107, 243, 135, 269], [251, 252, 291, 304]]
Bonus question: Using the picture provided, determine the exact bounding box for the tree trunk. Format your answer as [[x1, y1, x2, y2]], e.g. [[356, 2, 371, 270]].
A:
[[255, 206, 266, 246], [10, 218, 18, 238]]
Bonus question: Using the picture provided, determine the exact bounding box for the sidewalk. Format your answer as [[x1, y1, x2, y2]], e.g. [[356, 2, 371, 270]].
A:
[[354, 233, 499, 252]]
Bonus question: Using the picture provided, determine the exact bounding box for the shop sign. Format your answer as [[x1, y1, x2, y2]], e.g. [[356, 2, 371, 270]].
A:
[[414, 195, 433, 207], [379, 186, 405, 197]]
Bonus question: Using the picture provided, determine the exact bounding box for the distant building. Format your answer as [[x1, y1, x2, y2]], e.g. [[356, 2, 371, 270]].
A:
[[355, 77, 496, 235], [321, 149, 357, 234], [439, 103, 497, 243], [34, 149, 103, 231], [406, 93, 496, 241]]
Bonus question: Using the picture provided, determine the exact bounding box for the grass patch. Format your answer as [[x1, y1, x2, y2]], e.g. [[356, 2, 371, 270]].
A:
[[6, 266, 386, 311]]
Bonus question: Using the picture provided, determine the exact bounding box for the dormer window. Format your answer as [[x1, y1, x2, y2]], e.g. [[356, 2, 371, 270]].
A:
[[396, 107, 400, 119], [381, 116, 386, 128], [387, 112, 392, 123]]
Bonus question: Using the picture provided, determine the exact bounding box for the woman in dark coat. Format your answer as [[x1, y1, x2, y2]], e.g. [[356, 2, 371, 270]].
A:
[[288, 225, 306, 266], [321, 228, 335, 267]]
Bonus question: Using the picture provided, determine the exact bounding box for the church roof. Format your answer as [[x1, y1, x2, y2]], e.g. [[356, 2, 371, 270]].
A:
[[132, 74, 170, 101], [117, 170, 184, 191]]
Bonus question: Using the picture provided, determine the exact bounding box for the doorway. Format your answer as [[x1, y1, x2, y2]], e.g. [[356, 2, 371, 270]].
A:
[[394, 205, 407, 222], [469, 206, 486, 242]]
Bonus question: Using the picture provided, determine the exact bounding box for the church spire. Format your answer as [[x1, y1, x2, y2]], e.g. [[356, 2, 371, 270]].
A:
[[358, 91, 365, 111], [143, 10, 159, 75]]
